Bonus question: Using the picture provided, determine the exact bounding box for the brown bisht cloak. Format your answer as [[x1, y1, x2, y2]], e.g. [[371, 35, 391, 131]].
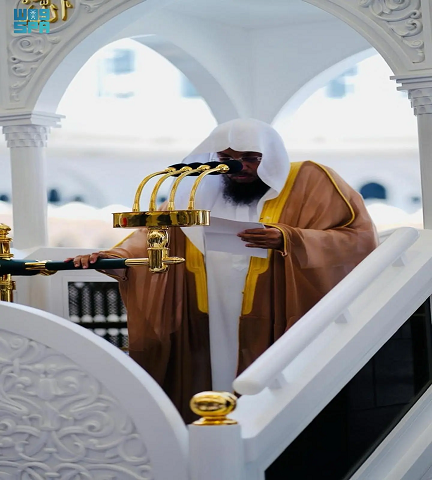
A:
[[102, 161, 378, 422]]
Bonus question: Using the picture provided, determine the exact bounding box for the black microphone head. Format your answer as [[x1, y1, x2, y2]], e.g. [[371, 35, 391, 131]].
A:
[[202, 160, 244, 175], [218, 159, 243, 174], [204, 161, 222, 174], [183, 162, 204, 176], [168, 163, 186, 170], [167, 163, 192, 177], [188, 162, 203, 169]]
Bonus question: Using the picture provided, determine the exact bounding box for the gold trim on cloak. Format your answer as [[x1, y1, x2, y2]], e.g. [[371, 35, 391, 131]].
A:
[[241, 161, 303, 315], [310, 162, 356, 227], [186, 238, 208, 313]]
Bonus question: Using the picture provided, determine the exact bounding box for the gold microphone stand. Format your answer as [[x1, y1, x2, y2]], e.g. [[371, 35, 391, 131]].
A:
[[112, 162, 229, 273], [0, 161, 233, 296]]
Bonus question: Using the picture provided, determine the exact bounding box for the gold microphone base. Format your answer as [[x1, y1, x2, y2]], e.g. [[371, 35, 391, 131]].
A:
[[113, 210, 210, 228]]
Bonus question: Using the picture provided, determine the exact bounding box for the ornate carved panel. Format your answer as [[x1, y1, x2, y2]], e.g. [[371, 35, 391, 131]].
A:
[[408, 86, 432, 114], [6, 0, 137, 107], [305, 0, 431, 73], [358, 0, 424, 63], [3, 124, 49, 147], [0, 329, 153, 479], [9, 33, 61, 103]]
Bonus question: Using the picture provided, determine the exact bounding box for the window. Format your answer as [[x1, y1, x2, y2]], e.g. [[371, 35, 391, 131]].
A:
[[180, 74, 200, 99], [48, 188, 61, 203], [360, 182, 387, 201], [106, 49, 135, 75], [326, 67, 358, 99], [97, 49, 136, 98]]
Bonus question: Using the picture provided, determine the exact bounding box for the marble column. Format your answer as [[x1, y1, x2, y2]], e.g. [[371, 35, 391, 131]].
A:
[[1, 112, 62, 250]]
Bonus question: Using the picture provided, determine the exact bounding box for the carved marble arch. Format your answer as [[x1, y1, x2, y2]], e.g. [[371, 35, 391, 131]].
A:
[[31, 19, 239, 124], [303, 0, 431, 75], [0, 302, 189, 480], [4, 0, 174, 114], [38, 33, 239, 125]]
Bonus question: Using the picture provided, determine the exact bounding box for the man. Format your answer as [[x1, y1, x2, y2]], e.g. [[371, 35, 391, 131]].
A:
[[70, 119, 378, 422]]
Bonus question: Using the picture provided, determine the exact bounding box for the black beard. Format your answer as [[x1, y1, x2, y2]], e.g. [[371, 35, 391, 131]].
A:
[[222, 175, 270, 206]]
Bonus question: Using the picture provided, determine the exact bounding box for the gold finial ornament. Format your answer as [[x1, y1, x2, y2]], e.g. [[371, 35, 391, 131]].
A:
[[0, 224, 15, 302], [0, 224, 12, 259], [190, 391, 238, 426]]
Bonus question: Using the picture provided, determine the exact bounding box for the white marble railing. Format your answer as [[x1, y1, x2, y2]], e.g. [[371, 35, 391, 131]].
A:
[[233, 227, 419, 396], [220, 227, 432, 480], [188, 227, 432, 480], [378, 228, 400, 243]]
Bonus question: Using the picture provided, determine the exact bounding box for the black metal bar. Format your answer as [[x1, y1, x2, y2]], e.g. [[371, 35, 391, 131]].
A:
[[77, 321, 128, 329], [0, 258, 129, 275]]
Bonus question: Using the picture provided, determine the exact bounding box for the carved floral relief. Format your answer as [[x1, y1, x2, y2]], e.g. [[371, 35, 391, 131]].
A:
[[0, 330, 153, 479], [7, 0, 114, 104], [359, 0, 425, 63]]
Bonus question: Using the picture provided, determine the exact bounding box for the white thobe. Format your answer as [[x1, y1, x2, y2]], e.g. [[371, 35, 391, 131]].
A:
[[204, 192, 259, 392]]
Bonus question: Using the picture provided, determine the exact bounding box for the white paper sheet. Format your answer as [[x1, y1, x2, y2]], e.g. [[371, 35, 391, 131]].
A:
[[204, 216, 268, 258]]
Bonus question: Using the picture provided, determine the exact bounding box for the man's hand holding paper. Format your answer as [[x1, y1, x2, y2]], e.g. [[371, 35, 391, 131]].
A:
[[204, 216, 269, 258], [237, 226, 283, 250]]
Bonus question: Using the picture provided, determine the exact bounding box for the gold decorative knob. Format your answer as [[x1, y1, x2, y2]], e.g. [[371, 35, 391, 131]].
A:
[[0, 224, 11, 235], [0, 224, 13, 260], [190, 391, 238, 426]]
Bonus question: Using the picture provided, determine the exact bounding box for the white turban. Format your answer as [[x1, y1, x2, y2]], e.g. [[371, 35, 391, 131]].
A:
[[174, 118, 291, 217]]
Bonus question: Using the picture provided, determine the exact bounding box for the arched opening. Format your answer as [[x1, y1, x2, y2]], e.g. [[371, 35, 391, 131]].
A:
[[272, 48, 376, 122], [46, 38, 218, 247], [273, 51, 421, 231]]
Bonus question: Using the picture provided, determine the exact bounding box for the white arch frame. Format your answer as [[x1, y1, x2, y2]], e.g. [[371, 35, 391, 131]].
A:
[[0, 300, 189, 480], [33, 1, 172, 113], [37, 30, 239, 124], [303, 0, 431, 74]]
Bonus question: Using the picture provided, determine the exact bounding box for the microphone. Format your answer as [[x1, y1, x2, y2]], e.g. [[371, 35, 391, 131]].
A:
[[204, 159, 243, 174], [183, 162, 205, 176], [222, 159, 243, 173], [204, 161, 221, 174], [168, 163, 186, 170], [168, 162, 202, 177]]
